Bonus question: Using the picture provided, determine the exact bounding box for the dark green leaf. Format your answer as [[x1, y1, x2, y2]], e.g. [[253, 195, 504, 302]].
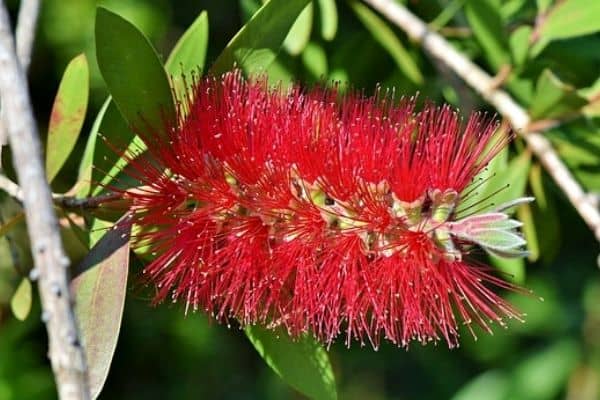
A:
[[245, 326, 337, 400], [464, 0, 510, 70], [349, 0, 423, 85], [71, 218, 130, 399], [210, 0, 311, 76], [317, 0, 338, 41], [95, 7, 175, 135], [166, 11, 209, 98], [529, 69, 587, 120], [531, 0, 600, 56], [46, 54, 89, 182], [10, 278, 32, 321]]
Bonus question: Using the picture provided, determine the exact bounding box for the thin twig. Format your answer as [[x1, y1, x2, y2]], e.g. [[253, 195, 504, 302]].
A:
[[0, 0, 39, 149], [0, 1, 90, 399], [0, 174, 119, 209], [362, 0, 600, 249]]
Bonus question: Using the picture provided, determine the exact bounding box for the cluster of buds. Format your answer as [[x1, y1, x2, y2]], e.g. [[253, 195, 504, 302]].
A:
[[118, 71, 530, 348]]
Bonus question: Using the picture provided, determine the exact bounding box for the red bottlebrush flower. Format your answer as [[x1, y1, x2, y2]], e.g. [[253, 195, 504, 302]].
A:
[[118, 71, 531, 349]]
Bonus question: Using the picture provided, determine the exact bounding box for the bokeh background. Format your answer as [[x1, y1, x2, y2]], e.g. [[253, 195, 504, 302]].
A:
[[1, 0, 599, 399]]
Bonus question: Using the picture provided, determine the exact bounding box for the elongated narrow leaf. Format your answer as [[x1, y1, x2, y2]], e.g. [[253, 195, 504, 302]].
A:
[[509, 25, 532, 67], [10, 278, 32, 321], [246, 326, 337, 400], [349, 0, 423, 85], [95, 7, 175, 134], [92, 102, 140, 196], [46, 54, 89, 182], [464, 0, 510, 70], [284, 3, 313, 55], [77, 97, 111, 197], [71, 219, 130, 399], [529, 69, 587, 120], [210, 0, 311, 76], [531, 0, 600, 56], [166, 10, 209, 98], [317, 0, 338, 40]]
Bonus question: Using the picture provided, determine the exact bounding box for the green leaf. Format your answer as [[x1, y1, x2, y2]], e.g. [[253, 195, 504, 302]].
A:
[[490, 256, 526, 284], [458, 130, 508, 211], [528, 163, 560, 264], [210, 0, 311, 76], [536, 0, 553, 13], [95, 7, 175, 135], [510, 340, 580, 400], [165, 11, 209, 98], [0, 212, 24, 237], [349, 0, 423, 85], [464, 0, 510, 70], [10, 278, 32, 321], [451, 370, 509, 400], [487, 151, 532, 210], [91, 102, 141, 196], [245, 326, 337, 400], [71, 218, 130, 399], [430, 0, 465, 30], [283, 3, 313, 56], [317, 0, 338, 41], [531, 0, 600, 56], [529, 69, 588, 120], [46, 54, 89, 183], [302, 42, 328, 79], [516, 201, 539, 262], [509, 25, 532, 67], [77, 97, 111, 197]]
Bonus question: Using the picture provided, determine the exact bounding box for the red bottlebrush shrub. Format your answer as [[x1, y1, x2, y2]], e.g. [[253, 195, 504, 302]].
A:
[[118, 71, 531, 349]]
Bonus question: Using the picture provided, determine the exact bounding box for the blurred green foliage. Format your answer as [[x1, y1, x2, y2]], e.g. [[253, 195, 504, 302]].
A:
[[1, 0, 600, 399]]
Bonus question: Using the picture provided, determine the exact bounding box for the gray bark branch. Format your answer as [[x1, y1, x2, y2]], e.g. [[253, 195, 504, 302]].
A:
[[0, 1, 90, 398]]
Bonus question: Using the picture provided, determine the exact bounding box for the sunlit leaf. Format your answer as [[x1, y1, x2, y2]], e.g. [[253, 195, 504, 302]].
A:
[[77, 97, 111, 197], [210, 0, 311, 76], [349, 0, 423, 85], [302, 42, 328, 79], [166, 10, 209, 98], [71, 218, 130, 399], [46, 54, 89, 182], [283, 3, 313, 55], [95, 7, 175, 135], [529, 69, 587, 120], [451, 370, 509, 400], [317, 0, 338, 41], [246, 326, 337, 400], [10, 278, 32, 321], [531, 0, 600, 56], [509, 25, 532, 67], [536, 0, 554, 13]]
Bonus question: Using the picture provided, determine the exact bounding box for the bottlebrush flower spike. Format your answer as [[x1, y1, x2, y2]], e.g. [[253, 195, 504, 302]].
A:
[[117, 71, 532, 349]]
